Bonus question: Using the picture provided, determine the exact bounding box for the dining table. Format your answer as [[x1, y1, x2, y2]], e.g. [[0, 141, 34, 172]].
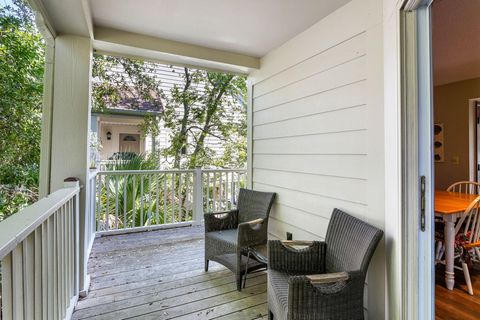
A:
[[435, 190, 479, 290]]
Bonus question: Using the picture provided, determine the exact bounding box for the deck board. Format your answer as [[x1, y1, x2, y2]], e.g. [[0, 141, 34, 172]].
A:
[[72, 225, 267, 319]]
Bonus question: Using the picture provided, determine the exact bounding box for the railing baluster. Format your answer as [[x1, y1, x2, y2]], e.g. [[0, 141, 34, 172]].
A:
[[178, 172, 183, 222], [185, 172, 190, 221], [171, 173, 175, 223], [132, 175, 136, 228], [163, 173, 167, 224], [140, 175, 144, 227], [148, 174, 152, 226], [23, 234, 34, 319], [115, 176, 119, 230], [213, 172, 217, 212], [123, 175, 127, 229], [156, 173, 160, 224], [34, 227, 43, 319], [225, 172, 229, 210], [1, 252, 13, 319], [206, 172, 210, 213], [105, 175, 110, 231], [96, 174, 101, 231]]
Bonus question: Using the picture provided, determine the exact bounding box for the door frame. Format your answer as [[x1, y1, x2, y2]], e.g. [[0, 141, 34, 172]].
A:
[[385, 0, 435, 318]]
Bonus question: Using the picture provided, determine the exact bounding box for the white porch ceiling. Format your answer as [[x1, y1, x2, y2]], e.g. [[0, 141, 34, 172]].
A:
[[90, 0, 350, 58], [432, 0, 480, 86], [34, 0, 351, 71]]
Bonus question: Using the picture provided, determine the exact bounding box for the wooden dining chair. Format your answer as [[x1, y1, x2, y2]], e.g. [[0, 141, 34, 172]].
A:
[[447, 181, 480, 194], [436, 196, 480, 295]]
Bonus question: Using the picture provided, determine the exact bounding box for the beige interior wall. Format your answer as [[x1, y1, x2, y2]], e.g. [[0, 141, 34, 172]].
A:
[[434, 77, 480, 190]]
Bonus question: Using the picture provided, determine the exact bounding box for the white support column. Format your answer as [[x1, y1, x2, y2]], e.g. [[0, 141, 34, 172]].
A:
[[192, 167, 203, 224], [49, 35, 92, 294]]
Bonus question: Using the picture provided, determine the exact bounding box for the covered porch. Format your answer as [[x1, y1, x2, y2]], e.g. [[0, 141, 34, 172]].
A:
[[0, 0, 398, 319]]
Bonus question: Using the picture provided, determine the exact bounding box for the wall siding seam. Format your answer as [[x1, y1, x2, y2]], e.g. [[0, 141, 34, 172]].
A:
[[252, 181, 368, 206], [253, 79, 367, 112], [253, 103, 367, 127], [254, 53, 367, 100], [273, 202, 332, 221], [252, 152, 368, 156], [251, 167, 367, 181], [254, 30, 367, 87], [252, 128, 367, 141], [269, 216, 326, 240]]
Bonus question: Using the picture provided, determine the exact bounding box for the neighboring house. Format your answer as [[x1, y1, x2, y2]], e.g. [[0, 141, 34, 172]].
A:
[[91, 63, 243, 164], [92, 111, 150, 160]]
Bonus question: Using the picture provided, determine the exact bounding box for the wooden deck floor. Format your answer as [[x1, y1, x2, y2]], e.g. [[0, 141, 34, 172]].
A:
[[72, 226, 268, 320], [436, 263, 480, 320]]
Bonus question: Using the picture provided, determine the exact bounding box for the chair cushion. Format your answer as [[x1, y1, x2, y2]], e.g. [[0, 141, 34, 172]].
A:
[[207, 229, 238, 246], [268, 269, 289, 320]]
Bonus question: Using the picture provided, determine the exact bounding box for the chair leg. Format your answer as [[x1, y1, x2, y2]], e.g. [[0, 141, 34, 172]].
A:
[[236, 274, 242, 291], [268, 309, 274, 320], [461, 261, 474, 295], [205, 259, 209, 272]]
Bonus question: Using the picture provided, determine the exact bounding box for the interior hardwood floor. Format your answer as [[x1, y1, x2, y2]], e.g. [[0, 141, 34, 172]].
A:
[[72, 225, 267, 320], [436, 263, 480, 319]]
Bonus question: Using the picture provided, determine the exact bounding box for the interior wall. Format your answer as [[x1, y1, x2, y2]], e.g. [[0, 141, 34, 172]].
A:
[[249, 0, 385, 318], [434, 77, 480, 190]]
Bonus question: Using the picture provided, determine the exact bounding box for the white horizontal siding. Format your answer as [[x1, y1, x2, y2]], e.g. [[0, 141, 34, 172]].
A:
[[249, 0, 384, 318]]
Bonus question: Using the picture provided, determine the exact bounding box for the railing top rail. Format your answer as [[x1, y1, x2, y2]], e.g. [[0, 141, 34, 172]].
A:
[[0, 186, 79, 259], [97, 168, 247, 175], [201, 169, 247, 173]]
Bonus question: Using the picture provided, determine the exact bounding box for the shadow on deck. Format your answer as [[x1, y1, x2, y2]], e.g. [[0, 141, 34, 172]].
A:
[[72, 226, 267, 320]]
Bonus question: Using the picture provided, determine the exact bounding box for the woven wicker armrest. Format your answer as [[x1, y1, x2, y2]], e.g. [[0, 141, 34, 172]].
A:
[[204, 210, 238, 232], [268, 240, 326, 274], [237, 217, 267, 247]]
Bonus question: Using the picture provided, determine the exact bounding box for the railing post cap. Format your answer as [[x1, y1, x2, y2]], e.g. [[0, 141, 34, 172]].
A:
[[64, 177, 80, 188]]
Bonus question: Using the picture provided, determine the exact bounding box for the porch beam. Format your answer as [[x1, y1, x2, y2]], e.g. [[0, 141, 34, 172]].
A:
[[93, 26, 260, 72]]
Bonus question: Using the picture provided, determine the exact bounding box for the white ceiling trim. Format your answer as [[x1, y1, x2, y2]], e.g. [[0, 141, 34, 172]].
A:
[[93, 26, 259, 73]]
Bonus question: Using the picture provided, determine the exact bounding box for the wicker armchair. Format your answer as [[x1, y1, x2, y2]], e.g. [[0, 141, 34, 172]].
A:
[[268, 208, 383, 320], [204, 188, 276, 290]]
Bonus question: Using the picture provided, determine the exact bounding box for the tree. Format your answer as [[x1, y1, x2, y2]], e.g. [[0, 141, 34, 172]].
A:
[[92, 55, 247, 170], [163, 68, 246, 169], [0, 0, 45, 219]]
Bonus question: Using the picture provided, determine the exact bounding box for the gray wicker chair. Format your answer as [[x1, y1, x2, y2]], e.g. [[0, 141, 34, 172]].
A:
[[204, 188, 276, 290], [267, 208, 383, 320]]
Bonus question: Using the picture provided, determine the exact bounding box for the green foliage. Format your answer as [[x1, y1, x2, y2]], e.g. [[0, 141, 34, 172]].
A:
[[0, 0, 44, 219], [163, 68, 247, 169], [92, 55, 247, 170], [98, 154, 191, 229], [92, 54, 164, 112]]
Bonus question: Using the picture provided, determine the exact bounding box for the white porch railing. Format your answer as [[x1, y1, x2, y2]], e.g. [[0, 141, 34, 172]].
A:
[[94, 168, 247, 234], [0, 183, 80, 320]]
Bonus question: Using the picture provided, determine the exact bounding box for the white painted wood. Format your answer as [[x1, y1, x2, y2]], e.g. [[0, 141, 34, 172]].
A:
[[253, 81, 367, 126], [254, 57, 366, 111], [253, 32, 367, 98], [253, 131, 367, 155], [193, 168, 203, 223], [253, 154, 367, 180], [49, 35, 93, 294], [250, 0, 385, 317], [254, 105, 367, 140]]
